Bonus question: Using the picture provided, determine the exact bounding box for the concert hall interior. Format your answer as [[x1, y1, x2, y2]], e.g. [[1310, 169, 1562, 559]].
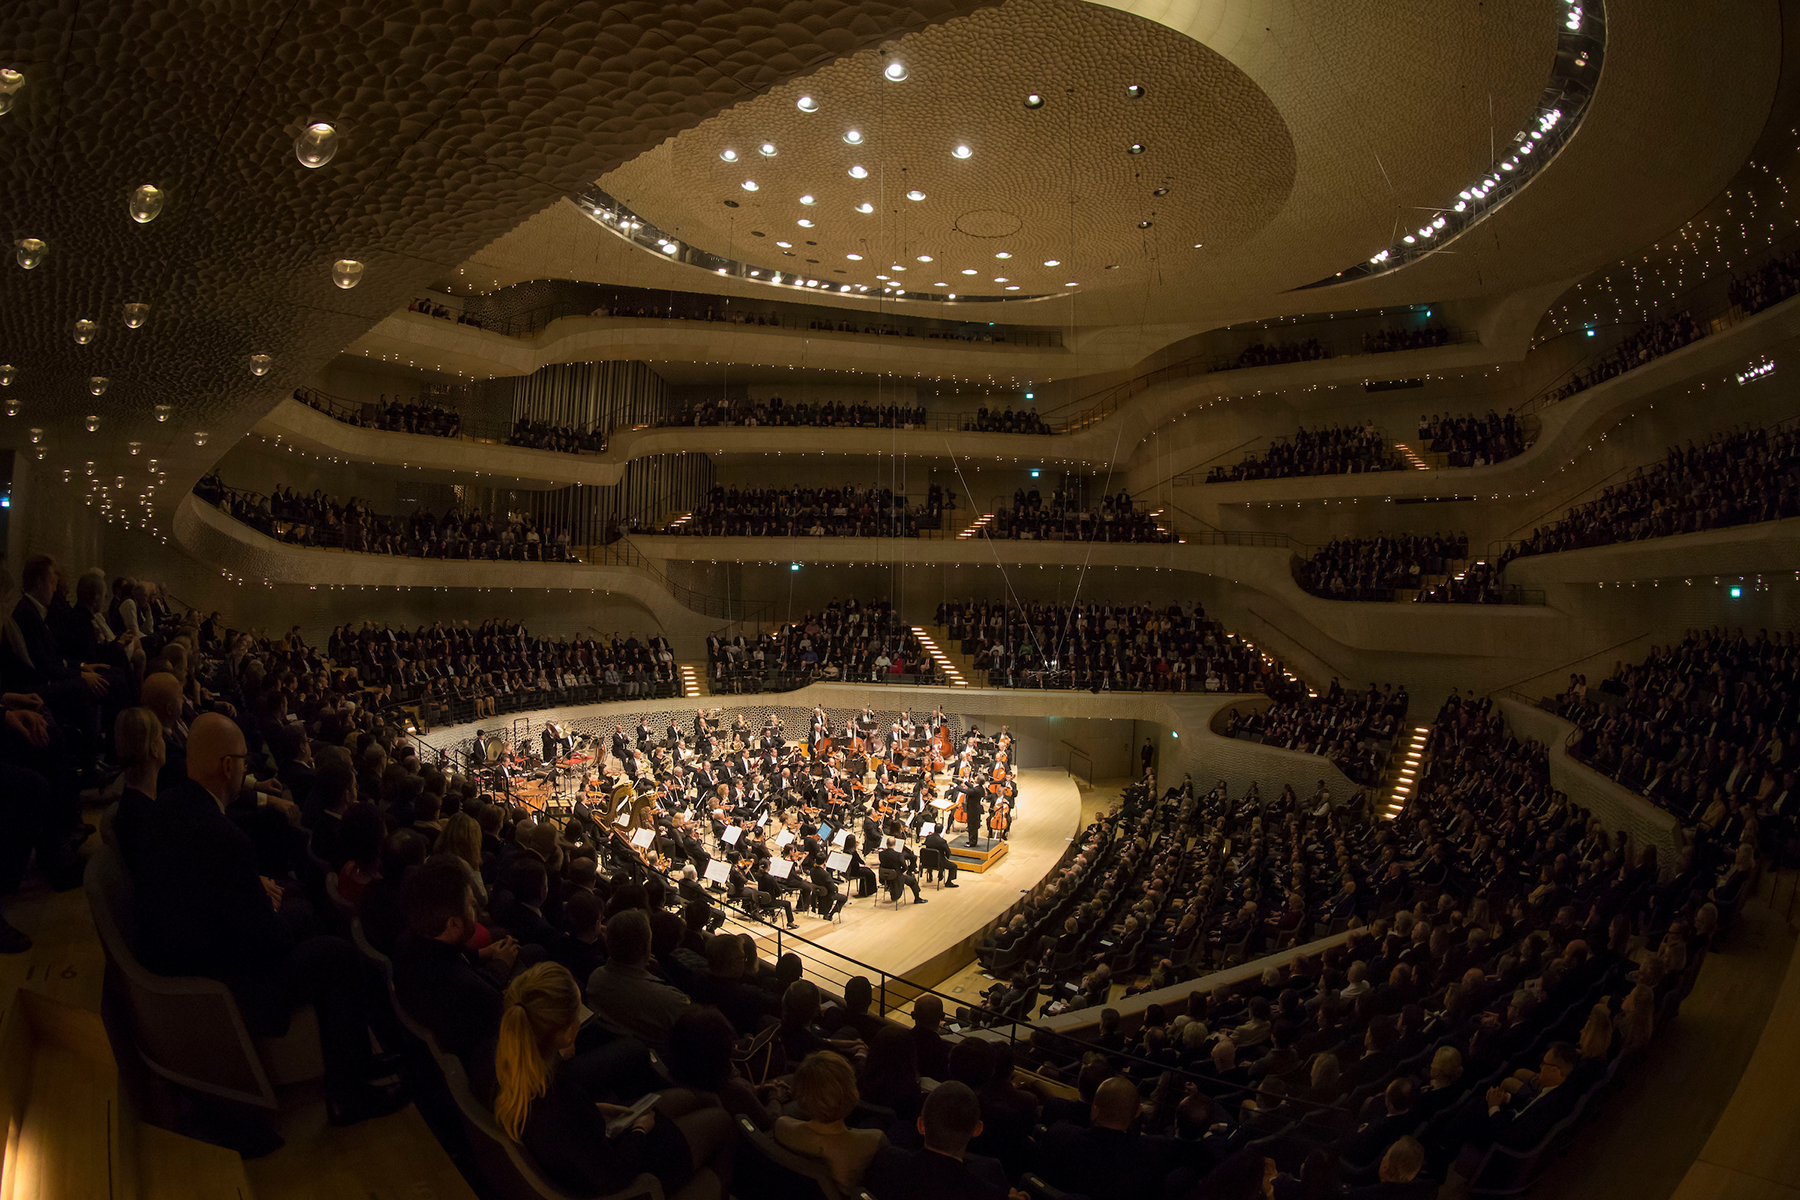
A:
[[4, 3, 1800, 1199]]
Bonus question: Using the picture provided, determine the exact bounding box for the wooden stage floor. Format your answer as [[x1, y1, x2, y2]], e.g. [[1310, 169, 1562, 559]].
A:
[[715, 767, 1085, 991]]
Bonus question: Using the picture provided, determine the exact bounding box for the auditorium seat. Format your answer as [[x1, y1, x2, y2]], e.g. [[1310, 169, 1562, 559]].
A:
[[84, 844, 323, 1110], [732, 1114, 845, 1200]]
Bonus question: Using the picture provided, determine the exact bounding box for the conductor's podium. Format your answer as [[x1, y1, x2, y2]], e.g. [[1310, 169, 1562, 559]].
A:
[[948, 835, 1010, 873]]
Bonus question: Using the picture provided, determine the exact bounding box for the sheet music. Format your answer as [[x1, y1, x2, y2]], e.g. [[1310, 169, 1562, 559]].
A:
[[631, 827, 654, 848], [833, 830, 852, 847], [767, 858, 794, 879], [931, 799, 955, 811], [703, 860, 731, 884], [722, 826, 742, 845], [776, 829, 795, 847], [825, 851, 852, 873], [921, 822, 936, 836], [614, 811, 632, 827]]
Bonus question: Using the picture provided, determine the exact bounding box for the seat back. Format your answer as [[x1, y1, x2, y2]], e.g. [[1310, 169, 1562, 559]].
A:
[[438, 1053, 663, 1200], [732, 1115, 842, 1200], [85, 844, 277, 1108]]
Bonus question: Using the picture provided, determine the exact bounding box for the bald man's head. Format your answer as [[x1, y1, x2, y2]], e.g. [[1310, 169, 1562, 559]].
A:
[[1091, 1075, 1141, 1132], [187, 713, 247, 808], [141, 672, 183, 727]]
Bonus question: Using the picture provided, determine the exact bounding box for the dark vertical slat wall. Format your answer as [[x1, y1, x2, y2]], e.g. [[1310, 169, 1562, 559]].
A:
[[521, 453, 714, 549], [508, 361, 672, 432]]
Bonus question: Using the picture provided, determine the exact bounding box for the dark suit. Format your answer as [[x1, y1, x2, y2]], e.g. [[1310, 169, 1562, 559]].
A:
[[865, 1144, 1007, 1200], [1487, 1080, 1581, 1149], [1035, 1123, 1176, 1200], [877, 846, 923, 901], [130, 780, 377, 1092], [390, 930, 505, 1064], [922, 832, 959, 884]]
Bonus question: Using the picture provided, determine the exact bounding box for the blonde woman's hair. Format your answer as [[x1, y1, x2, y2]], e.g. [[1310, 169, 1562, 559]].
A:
[[791, 1051, 859, 1123], [114, 706, 165, 769], [440, 812, 483, 871], [493, 963, 580, 1140], [1578, 1004, 1613, 1059]]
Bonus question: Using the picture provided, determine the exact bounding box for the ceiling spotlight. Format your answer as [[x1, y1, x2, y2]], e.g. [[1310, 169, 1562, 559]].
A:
[[0, 364, 13, 386], [1127, 143, 1146, 155], [856, 202, 874, 213], [934, 282, 946, 287], [1024, 93, 1044, 108], [906, 189, 926, 201], [194, 431, 208, 447], [72, 318, 97, 345], [796, 95, 818, 112], [847, 253, 864, 260], [776, 240, 792, 247], [122, 301, 150, 328], [962, 268, 977, 275], [797, 218, 814, 227], [758, 142, 777, 156], [128, 184, 165, 224], [87, 377, 108, 396], [848, 164, 868, 179], [1137, 220, 1152, 229], [995, 252, 1012, 259], [294, 121, 340, 168], [843, 129, 863, 145], [249, 353, 273, 376], [1005, 285, 1020, 291], [662, 242, 677, 254], [1126, 84, 1146, 98], [799, 194, 815, 205], [952, 144, 972, 159], [994, 277, 1008, 283], [720, 148, 739, 162], [1193, 243, 1203, 249], [741, 179, 758, 191], [916, 255, 933, 262], [331, 258, 365, 289], [1044, 259, 1061, 266], [14, 237, 45, 269], [1067, 281, 1079, 286], [1152, 186, 1169, 196], [884, 62, 908, 82]]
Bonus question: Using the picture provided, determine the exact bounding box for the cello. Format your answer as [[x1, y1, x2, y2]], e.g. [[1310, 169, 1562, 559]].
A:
[[989, 797, 1011, 838]]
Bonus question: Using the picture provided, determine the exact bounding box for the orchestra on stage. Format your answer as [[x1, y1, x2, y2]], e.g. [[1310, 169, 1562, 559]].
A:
[[455, 705, 1020, 924]]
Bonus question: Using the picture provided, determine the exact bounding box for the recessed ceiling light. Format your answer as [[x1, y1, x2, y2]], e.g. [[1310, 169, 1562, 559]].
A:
[[1128, 143, 1146, 155], [1137, 220, 1152, 229], [843, 129, 863, 145], [1105, 264, 1120, 269], [916, 255, 932, 262], [934, 282, 947, 287], [662, 243, 677, 254], [796, 95, 818, 112], [847, 253, 863, 260], [856, 202, 874, 213], [720, 150, 738, 163], [1192, 243, 1203, 249], [890, 265, 905, 271], [741, 180, 758, 191], [1005, 285, 1020, 290], [906, 189, 926, 201], [995, 252, 1011, 259], [759, 142, 777, 156], [776, 240, 792, 247], [876, 274, 889, 280], [961, 268, 977, 275], [1024, 93, 1044, 109], [1152, 186, 1169, 196], [884, 62, 908, 82], [1044, 259, 1061, 266], [1126, 84, 1146, 98], [797, 219, 814, 227], [799, 194, 815, 205], [848, 165, 868, 179], [1067, 281, 1079, 286], [952, 144, 972, 159]]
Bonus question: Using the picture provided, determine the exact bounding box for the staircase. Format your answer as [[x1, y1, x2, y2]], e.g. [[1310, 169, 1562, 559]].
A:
[[1379, 725, 1433, 819], [680, 662, 708, 696], [917, 624, 978, 687]]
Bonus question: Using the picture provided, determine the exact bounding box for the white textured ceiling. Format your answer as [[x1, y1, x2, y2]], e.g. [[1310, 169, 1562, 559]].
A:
[[463, 0, 1779, 335]]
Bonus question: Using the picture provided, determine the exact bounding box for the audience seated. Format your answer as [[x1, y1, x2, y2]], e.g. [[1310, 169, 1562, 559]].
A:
[[1208, 423, 1400, 482], [963, 406, 1052, 434], [1539, 312, 1703, 405], [1415, 411, 1528, 467], [1295, 535, 1469, 602], [973, 489, 1172, 543], [1235, 338, 1326, 368], [1364, 325, 1451, 355], [507, 417, 606, 454], [195, 476, 577, 562], [1225, 680, 1409, 785], [1499, 421, 1800, 564], [672, 395, 930, 430], [1728, 248, 1800, 316], [1555, 630, 1798, 858], [667, 484, 948, 537], [710, 599, 939, 692], [939, 599, 1265, 692]]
